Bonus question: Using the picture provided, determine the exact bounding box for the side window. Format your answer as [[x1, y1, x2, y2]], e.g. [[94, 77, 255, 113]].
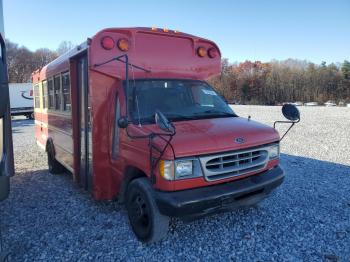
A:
[[62, 73, 71, 111], [54, 75, 61, 110], [48, 78, 54, 109], [42, 80, 48, 109], [34, 84, 40, 108], [112, 94, 120, 159]]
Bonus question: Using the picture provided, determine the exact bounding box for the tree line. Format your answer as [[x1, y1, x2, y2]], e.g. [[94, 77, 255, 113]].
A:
[[6, 38, 350, 104], [209, 59, 350, 105], [5, 39, 74, 83]]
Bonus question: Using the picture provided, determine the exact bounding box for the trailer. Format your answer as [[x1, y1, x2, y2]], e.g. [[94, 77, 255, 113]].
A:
[[9, 83, 34, 119]]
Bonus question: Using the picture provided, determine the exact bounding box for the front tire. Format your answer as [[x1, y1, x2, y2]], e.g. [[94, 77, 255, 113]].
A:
[[47, 146, 65, 174], [126, 178, 169, 243]]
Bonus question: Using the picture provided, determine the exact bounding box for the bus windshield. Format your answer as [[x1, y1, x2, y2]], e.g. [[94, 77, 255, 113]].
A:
[[129, 79, 237, 124]]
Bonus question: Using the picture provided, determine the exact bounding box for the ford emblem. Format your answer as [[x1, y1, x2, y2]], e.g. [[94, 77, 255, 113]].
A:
[[235, 137, 245, 144]]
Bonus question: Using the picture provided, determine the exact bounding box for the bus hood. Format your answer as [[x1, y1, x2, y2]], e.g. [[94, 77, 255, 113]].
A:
[[169, 117, 279, 157]]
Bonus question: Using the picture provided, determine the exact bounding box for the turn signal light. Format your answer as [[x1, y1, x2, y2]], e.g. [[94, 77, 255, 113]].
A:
[[197, 47, 206, 57], [117, 38, 129, 52], [208, 48, 218, 58], [101, 36, 115, 50]]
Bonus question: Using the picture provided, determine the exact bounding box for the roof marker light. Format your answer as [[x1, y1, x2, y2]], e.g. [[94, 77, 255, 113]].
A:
[[163, 28, 169, 32], [197, 47, 207, 57], [117, 38, 129, 52], [151, 27, 157, 31], [101, 36, 115, 50]]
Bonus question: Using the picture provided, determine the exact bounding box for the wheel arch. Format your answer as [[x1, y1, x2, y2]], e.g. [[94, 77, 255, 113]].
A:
[[118, 165, 148, 203]]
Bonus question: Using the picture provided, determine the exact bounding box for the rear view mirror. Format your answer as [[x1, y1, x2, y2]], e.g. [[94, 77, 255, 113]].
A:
[[117, 117, 128, 128], [282, 104, 300, 122], [155, 110, 174, 133]]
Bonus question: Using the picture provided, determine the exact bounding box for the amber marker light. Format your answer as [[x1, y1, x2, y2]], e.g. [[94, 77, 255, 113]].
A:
[[101, 36, 115, 50], [163, 28, 169, 32], [197, 46, 207, 57], [117, 38, 129, 52]]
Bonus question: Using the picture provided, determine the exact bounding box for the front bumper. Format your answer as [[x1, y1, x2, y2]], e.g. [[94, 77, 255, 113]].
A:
[[154, 165, 284, 219]]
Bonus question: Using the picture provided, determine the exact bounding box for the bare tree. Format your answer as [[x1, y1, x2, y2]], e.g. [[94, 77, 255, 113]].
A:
[[32, 48, 58, 70], [6, 39, 58, 83], [56, 41, 74, 56]]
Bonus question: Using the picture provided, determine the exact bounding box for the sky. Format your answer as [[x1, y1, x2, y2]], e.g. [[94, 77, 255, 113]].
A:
[[3, 0, 350, 64]]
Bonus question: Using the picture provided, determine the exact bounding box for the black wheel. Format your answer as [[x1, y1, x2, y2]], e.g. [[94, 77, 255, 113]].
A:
[[47, 145, 65, 174], [29, 112, 34, 120], [126, 178, 169, 243]]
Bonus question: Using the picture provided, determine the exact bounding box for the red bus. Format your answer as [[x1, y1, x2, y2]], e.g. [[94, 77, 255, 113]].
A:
[[32, 27, 298, 243]]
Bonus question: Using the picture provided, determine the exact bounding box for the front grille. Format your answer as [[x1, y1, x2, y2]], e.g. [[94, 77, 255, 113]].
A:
[[199, 147, 269, 181]]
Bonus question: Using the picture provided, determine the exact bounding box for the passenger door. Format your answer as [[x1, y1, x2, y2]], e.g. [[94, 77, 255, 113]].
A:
[[77, 54, 92, 190]]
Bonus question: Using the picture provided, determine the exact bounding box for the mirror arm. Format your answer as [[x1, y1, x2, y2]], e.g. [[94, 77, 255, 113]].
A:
[[274, 118, 300, 141], [123, 124, 176, 184]]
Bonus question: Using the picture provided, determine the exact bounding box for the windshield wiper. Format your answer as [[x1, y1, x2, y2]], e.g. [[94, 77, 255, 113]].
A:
[[192, 110, 237, 118], [132, 111, 236, 124], [165, 113, 194, 121]]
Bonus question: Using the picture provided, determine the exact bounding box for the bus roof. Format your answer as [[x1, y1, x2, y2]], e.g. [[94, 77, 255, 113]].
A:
[[32, 27, 221, 83]]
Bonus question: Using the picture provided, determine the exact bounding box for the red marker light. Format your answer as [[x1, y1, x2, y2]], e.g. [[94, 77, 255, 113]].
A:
[[101, 36, 115, 50], [208, 48, 218, 58]]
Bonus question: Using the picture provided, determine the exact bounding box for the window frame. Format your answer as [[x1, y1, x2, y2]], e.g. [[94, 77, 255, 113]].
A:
[[48, 78, 54, 110], [34, 84, 40, 109], [61, 71, 71, 112], [53, 75, 61, 111], [42, 80, 48, 109]]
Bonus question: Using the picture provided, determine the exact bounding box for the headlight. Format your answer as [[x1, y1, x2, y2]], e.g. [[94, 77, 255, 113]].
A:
[[269, 144, 280, 159], [175, 160, 193, 179], [159, 159, 202, 180]]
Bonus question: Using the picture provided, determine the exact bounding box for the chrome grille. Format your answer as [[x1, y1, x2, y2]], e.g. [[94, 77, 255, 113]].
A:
[[199, 147, 269, 181]]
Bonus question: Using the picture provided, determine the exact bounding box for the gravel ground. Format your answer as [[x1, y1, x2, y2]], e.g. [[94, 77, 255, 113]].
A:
[[1, 106, 350, 261]]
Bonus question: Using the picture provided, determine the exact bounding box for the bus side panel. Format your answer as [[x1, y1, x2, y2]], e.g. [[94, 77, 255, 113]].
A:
[[34, 112, 47, 150], [47, 112, 74, 172]]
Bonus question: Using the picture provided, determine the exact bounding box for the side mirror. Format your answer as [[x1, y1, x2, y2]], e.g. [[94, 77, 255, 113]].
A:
[[117, 117, 128, 128], [155, 110, 174, 133], [282, 104, 300, 122]]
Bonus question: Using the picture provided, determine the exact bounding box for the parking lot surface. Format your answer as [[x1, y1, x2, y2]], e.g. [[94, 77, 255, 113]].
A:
[[1, 106, 349, 261]]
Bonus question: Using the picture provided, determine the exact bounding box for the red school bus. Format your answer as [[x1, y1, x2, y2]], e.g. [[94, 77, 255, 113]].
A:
[[32, 27, 297, 243]]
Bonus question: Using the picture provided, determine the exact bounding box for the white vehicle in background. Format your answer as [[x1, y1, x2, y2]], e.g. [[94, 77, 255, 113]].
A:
[[347, 103, 350, 108], [324, 101, 336, 107], [291, 101, 303, 106], [9, 83, 34, 119], [304, 102, 318, 106]]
